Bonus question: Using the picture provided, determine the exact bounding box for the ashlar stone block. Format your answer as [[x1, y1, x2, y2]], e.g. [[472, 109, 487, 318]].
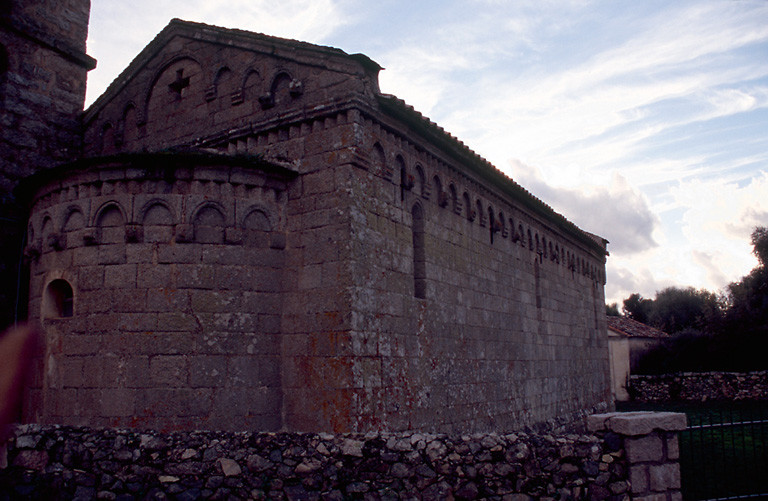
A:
[[625, 434, 663, 464], [649, 463, 681, 491]]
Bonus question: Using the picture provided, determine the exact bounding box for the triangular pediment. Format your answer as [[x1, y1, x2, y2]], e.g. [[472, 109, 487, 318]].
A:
[[83, 19, 382, 155]]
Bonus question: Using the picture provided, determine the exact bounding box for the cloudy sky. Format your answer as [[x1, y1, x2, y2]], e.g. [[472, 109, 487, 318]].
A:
[[85, 0, 768, 305]]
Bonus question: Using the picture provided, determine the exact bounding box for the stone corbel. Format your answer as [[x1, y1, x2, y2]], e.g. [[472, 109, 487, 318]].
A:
[[83, 227, 98, 246], [437, 191, 449, 208], [47, 233, 65, 251], [225, 227, 243, 245], [125, 223, 143, 243], [288, 79, 303, 98], [24, 241, 41, 261], [270, 233, 286, 250], [259, 94, 275, 110], [175, 223, 194, 243], [204, 86, 217, 102]]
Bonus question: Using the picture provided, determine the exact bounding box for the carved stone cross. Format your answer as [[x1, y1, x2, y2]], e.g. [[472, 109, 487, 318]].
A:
[[168, 69, 190, 96]]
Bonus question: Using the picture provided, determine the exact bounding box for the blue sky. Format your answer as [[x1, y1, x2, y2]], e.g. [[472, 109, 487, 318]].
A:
[[85, 0, 768, 305]]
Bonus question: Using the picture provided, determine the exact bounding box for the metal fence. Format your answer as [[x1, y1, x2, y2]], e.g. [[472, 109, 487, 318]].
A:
[[679, 401, 768, 500]]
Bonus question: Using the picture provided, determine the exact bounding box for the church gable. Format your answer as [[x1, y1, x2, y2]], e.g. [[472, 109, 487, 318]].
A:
[[83, 19, 381, 156]]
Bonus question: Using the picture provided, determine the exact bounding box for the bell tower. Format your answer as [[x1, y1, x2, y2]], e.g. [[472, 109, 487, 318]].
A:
[[0, 0, 96, 328]]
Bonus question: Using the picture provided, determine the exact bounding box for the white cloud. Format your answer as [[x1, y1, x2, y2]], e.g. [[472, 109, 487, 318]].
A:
[[507, 160, 659, 255], [604, 172, 768, 304]]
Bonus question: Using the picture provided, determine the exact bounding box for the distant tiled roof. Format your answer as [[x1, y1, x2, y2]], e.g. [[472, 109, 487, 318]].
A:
[[606, 316, 669, 339]]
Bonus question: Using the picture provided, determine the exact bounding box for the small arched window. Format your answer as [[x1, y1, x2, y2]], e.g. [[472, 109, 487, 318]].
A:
[[44, 279, 74, 318]]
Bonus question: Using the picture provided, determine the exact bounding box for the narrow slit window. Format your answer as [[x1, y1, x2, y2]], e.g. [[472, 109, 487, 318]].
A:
[[412, 204, 426, 299]]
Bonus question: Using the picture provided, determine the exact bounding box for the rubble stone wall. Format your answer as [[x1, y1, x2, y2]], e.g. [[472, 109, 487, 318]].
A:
[[629, 371, 768, 402], [0, 424, 629, 500]]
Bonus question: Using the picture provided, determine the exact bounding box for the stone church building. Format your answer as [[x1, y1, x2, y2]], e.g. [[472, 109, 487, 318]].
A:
[[2, 4, 610, 433]]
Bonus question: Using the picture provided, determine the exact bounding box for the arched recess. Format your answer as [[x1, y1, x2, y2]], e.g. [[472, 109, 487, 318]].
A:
[[41, 216, 54, 252], [272, 71, 293, 100], [372, 142, 389, 179], [412, 203, 426, 299], [242, 208, 272, 247], [396, 155, 408, 201], [141, 201, 174, 243], [262, 71, 299, 109], [433, 176, 446, 207], [242, 68, 261, 103], [463, 192, 474, 221], [476, 200, 484, 226], [193, 204, 226, 244], [62, 207, 85, 233], [43, 279, 74, 318], [145, 56, 204, 139], [101, 123, 116, 155], [122, 103, 140, 148], [95, 203, 126, 244], [488, 206, 496, 244], [415, 164, 427, 199], [213, 66, 236, 108], [449, 184, 459, 214]]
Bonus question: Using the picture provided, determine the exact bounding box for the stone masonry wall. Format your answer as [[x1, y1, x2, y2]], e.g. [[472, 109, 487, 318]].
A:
[[0, 0, 94, 330], [24, 18, 611, 434], [23, 154, 294, 431], [82, 20, 377, 158], [339, 108, 611, 432], [1, 424, 630, 500], [629, 371, 768, 403]]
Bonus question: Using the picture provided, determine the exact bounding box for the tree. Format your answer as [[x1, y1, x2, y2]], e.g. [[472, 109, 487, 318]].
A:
[[751, 226, 768, 266], [622, 293, 652, 323], [648, 286, 722, 334], [724, 226, 768, 336], [606, 303, 620, 316]]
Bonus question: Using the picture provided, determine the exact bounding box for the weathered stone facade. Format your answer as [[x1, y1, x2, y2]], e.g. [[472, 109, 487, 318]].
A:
[[16, 18, 610, 433], [0, 0, 95, 329]]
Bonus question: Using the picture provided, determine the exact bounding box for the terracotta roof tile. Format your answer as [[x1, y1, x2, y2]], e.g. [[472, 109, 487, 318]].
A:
[[607, 316, 669, 339]]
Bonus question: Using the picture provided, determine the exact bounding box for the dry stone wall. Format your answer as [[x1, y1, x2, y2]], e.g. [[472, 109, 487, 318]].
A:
[[1, 424, 630, 500], [629, 371, 768, 402]]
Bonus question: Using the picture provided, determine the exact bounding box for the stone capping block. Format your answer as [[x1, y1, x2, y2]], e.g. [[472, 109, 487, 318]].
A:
[[587, 411, 687, 436]]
